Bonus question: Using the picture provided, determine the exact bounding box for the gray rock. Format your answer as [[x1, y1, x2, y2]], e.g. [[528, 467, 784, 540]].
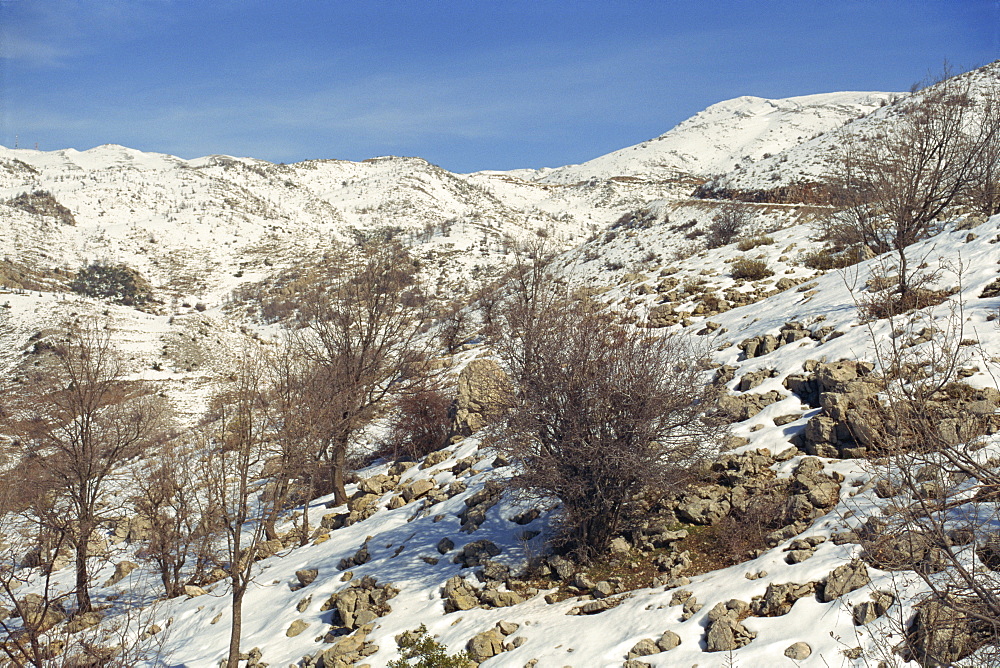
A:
[[454, 540, 501, 567], [548, 555, 576, 581], [286, 619, 309, 637], [822, 560, 870, 602], [784, 641, 812, 660], [656, 630, 681, 651], [466, 628, 505, 662], [853, 591, 894, 625], [295, 568, 319, 588], [104, 560, 139, 587], [627, 638, 659, 658], [751, 581, 816, 617], [907, 598, 980, 666]]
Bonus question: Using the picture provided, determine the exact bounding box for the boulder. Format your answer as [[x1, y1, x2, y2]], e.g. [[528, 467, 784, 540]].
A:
[[627, 638, 659, 658], [454, 359, 509, 435], [296, 569, 319, 588], [454, 540, 501, 568], [656, 630, 681, 651], [751, 581, 816, 617], [705, 600, 756, 652], [854, 591, 894, 625], [104, 560, 139, 587], [784, 642, 812, 660], [821, 560, 870, 602], [286, 619, 309, 637], [907, 598, 983, 666], [466, 627, 505, 663]]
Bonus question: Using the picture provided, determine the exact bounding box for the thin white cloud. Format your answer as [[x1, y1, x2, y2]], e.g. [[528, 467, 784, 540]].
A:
[[0, 33, 71, 66]]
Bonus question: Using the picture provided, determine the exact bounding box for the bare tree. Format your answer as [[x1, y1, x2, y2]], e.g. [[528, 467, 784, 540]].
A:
[[292, 243, 434, 505], [827, 72, 1000, 302], [708, 202, 752, 248], [488, 248, 724, 558], [130, 437, 211, 599], [261, 340, 327, 545], [203, 349, 272, 668], [841, 267, 1000, 665], [0, 460, 73, 667], [6, 321, 167, 614]]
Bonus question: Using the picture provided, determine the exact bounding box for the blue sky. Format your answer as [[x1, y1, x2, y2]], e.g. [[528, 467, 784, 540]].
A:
[[0, 1, 997, 173]]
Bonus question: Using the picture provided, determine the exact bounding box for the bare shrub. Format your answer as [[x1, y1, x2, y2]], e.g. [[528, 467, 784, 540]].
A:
[[489, 245, 724, 559], [730, 257, 773, 280], [708, 203, 752, 248], [736, 235, 774, 252], [291, 243, 435, 505], [845, 267, 1000, 665], [827, 71, 1000, 298], [381, 386, 454, 461], [4, 320, 168, 614]]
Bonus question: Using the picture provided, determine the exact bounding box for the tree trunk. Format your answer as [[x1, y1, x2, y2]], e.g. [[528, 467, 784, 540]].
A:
[[332, 446, 348, 506], [74, 536, 92, 614], [299, 473, 314, 547], [897, 245, 910, 301], [227, 581, 244, 668]]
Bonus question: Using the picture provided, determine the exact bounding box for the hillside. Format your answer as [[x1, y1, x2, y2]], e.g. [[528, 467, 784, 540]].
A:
[[2, 68, 1000, 668]]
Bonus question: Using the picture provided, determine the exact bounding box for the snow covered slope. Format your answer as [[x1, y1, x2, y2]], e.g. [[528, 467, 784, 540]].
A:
[[704, 61, 1000, 197], [513, 91, 897, 185]]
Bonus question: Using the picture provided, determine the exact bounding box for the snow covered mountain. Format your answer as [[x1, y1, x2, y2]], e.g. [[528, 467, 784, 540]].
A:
[[701, 61, 1000, 199], [514, 91, 897, 185]]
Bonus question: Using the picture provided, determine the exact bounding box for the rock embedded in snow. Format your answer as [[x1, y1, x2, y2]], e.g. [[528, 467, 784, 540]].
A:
[[104, 560, 139, 587], [295, 568, 318, 588], [821, 559, 870, 602], [286, 619, 309, 637], [627, 637, 659, 658], [784, 641, 812, 659], [466, 626, 506, 663], [657, 630, 682, 651], [705, 599, 756, 651]]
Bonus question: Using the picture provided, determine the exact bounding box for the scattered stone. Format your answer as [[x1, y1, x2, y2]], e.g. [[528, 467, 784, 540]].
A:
[[104, 560, 139, 587], [627, 638, 658, 658], [286, 619, 309, 637], [821, 560, 870, 602], [296, 569, 319, 588], [656, 630, 681, 651], [437, 537, 455, 554], [784, 641, 812, 660]]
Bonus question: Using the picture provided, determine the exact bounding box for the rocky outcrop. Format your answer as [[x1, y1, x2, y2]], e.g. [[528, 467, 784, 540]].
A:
[[453, 359, 508, 436], [820, 560, 870, 602], [751, 581, 817, 617], [466, 621, 521, 663], [906, 597, 985, 667], [719, 389, 786, 421], [705, 599, 756, 652], [442, 575, 530, 613], [319, 575, 398, 631], [787, 360, 1000, 459]]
